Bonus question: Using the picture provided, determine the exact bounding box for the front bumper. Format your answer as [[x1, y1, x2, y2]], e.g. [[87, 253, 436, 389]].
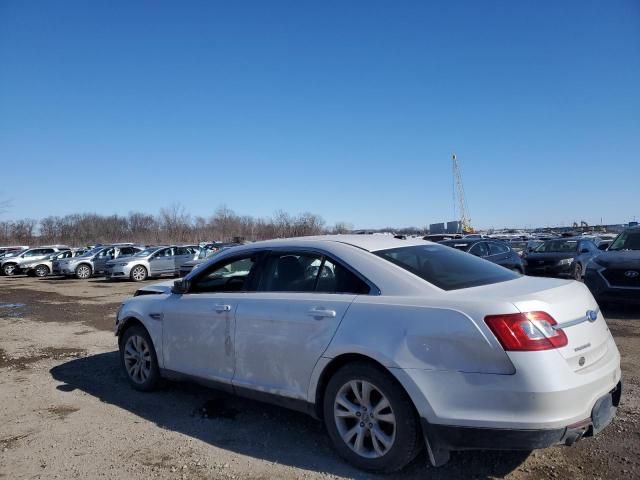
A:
[[104, 264, 133, 279], [585, 267, 640, 304], [421, 381, 621, 465], [526, 262, 574, 277], [52, 264, 77, 275]]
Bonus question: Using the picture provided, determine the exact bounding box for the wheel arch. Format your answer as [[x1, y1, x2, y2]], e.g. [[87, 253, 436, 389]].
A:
[[312, 353, 407, 420], [116, 313, 164, 368]]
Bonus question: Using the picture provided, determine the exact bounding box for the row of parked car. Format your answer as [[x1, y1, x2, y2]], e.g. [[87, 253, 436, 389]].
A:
[[435, 226, 640, 305], [0, 242, 241, 281], [2, 228, 639, 304]]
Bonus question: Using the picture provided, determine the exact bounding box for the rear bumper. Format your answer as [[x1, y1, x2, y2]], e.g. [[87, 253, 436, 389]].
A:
[[421, 381, 621, 464]]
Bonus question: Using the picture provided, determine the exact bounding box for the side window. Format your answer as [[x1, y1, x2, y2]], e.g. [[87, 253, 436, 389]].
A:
[[175, 247, 189, 256], [62, 251, 72, 259], [120, 247, 133, 255], [24, 249, 43, 257], [317, 258, 370, 294], [42, 249, 55, 254], [469, 243, 489, 257], [190, 255, 257, 293], [258, 252, 324, 292], [488, 242, 509, 255], [98, 248, 115, 258], [154, 248, 173, 258]]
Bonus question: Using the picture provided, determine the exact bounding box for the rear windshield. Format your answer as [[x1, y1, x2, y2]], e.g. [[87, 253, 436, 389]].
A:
[[374, 244, 518, 291]]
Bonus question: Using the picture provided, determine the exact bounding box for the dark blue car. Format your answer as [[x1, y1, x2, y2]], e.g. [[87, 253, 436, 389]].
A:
[[523, 237, 600, 280], [585, 227, 640, 304]]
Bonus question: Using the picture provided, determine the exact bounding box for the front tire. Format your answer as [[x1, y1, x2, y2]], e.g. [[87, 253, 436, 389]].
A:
[[75, 264, 92, 280], [573, 263, 583, 281], [34, 265, 50, 277], [130, 265, 148, 282], [323, 362, 421, 473], [119, 325, 160, 391]]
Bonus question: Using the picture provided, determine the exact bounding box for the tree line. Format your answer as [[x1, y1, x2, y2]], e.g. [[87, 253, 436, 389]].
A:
[[0, 205, 357, 246]]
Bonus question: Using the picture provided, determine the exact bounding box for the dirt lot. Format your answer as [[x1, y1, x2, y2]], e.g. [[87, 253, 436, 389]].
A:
[[1, 275, 639, 480]]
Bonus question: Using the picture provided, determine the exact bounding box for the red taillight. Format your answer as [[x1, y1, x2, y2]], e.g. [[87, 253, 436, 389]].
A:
[[485, 311, 568, 351]]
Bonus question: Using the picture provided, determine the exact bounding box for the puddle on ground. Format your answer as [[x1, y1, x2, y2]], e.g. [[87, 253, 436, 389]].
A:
[[0, 303, 26, 318], [196, 398, 239, 420]]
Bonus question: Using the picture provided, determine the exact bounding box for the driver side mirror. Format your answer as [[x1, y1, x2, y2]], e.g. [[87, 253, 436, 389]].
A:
[[172, 278, 190, 294]]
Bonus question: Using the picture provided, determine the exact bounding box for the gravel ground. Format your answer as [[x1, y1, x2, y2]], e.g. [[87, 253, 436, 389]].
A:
[[0, 275, 639, 480]]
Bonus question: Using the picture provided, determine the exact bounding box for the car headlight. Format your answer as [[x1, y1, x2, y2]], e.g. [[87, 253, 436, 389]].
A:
[[558, 258, 573, 265], [118, 263, 129, 267]]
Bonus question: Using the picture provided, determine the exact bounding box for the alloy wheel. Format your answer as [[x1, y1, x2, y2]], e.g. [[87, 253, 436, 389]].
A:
[[3, 264, 16, 276], [123, 335, 152, 384], [35, 265, 49, 277], [77, 265, 91, 279], [131, 266, 147, 281], [334, 380, 397, 459]]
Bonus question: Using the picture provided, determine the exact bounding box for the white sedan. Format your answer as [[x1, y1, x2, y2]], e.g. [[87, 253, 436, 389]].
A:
[[115, 235, 621, 472]]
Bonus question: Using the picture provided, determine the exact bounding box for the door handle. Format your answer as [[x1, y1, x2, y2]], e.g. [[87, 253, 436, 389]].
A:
[[214, 304, 232, 313], [307, 307, 337, 319]]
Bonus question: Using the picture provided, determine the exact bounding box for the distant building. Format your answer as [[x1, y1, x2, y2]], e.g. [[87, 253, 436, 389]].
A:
[[429, 223, 445, 234]]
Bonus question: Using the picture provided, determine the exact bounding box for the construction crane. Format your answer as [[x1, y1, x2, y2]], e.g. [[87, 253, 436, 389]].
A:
[[452, 153, 473, 234]]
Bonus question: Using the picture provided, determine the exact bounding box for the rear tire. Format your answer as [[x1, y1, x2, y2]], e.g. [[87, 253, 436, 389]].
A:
[[119, 325, 160, 392], [75, 264, 92, 280], [3, 263, 17, 276], [130, 265, 148, 282], [34, 265, 50, 277], [323, 362, 421, 473]]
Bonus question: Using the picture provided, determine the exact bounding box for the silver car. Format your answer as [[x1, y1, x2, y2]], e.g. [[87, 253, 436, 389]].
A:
[[53, 244, 143, 279], [105, 245, 198, 282], [116, 235, 621, 472], [21, 249, 88, 277], [1, 245, 71, 276]]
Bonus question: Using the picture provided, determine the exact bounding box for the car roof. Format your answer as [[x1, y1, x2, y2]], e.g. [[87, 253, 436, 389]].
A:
[[228, 234, 430, 253]]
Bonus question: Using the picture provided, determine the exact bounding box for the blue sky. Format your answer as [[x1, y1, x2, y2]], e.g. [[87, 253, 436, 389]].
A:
[[1, 1, 639, 229]]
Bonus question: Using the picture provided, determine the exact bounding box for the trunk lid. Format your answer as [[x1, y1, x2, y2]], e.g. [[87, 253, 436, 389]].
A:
[[454, 277, 612, 371]]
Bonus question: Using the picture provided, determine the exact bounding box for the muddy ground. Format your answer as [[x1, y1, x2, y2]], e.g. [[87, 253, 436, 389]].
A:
[[0, 275, 639, 480]]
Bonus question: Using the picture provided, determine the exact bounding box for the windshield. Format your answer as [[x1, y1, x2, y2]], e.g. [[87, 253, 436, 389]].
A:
[[135, 247, 161, 257], [535, 240, 578, 253], [609, 231, 640, 251], [77, 247, 102, 258], [375, 244, 518, 291]]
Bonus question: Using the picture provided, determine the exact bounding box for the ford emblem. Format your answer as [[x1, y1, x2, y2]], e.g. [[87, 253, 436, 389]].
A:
[[624, 270, 639, 278], [586, 310, 598, 322]]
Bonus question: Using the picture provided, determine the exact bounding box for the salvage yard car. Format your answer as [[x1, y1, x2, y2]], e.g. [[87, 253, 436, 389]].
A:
[[53, 244, 142, 279], [115, 235, 621, 473], [585, 226, 640, 305], [21, 248, 88, 277], [524, 237, 600, 280], [1, 245, 70, 276], [105, 245, 198, 282]]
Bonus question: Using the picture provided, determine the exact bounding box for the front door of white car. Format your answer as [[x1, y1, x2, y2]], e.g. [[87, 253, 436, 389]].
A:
[[233, 252, 368, 400], [161, 253, 260, 383]]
